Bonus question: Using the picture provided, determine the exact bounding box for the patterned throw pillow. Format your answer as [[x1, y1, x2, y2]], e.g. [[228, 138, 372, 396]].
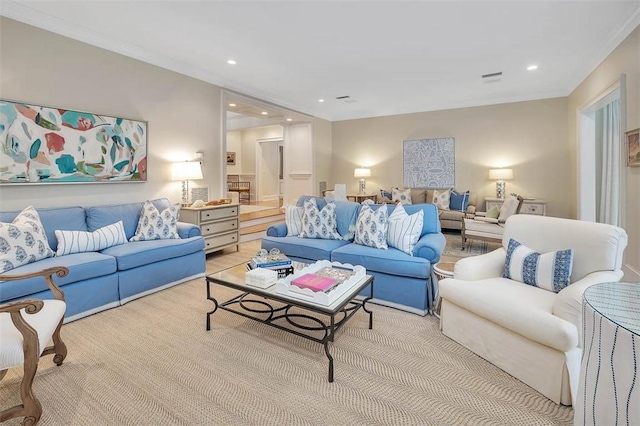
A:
[[432, 189, 451, 210], [55, 221, 127, 256], [354, 204, 389, 249], [130, 201, 180, 241], [449, 190, 470, 211], [379, 189, 393, 203], [284, 204, 304, 237], [392, 187, 412, 205], [387, 203, 423, 255], [299, 199, 342, 240], [503, 238, 574, 293], [0, 206, 54, 272]]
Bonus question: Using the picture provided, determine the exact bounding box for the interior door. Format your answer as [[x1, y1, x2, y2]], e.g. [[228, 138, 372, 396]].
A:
[[258, 139, 281, 201]]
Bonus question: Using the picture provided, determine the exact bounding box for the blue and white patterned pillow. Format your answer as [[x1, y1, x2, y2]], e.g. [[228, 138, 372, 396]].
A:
[[284, 204, 304, 236], [503, 238, 574, 293], [392, 188, 412, 205], [355, 204, 389, 249], [130, 201, 180, 241], [56, 220, 127, 256], [0, 206, 54, 272], [299, 199, 342, 240], [387, 203, 423, 255]]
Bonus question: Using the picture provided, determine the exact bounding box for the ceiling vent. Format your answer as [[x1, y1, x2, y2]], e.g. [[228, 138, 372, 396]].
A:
[[336, 95, 357, 103], [336, 95, 350, 100], [482, 71, 503, 83]]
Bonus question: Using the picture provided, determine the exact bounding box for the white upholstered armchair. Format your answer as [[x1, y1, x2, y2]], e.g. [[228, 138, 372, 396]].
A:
[[439, 215, 627, 405]]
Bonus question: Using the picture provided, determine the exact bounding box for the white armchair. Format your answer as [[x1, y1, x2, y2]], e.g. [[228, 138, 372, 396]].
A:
[[439, 215, 627, 405]]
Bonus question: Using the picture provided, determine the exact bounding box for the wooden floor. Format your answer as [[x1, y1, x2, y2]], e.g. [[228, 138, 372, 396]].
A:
[[239, 199, 284, 242]]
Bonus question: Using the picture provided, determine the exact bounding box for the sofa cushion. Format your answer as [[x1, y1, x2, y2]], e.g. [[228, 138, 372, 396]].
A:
[[504, 238, 574, 293], [433, 189, 451, 210], [410, 189, 428, 204], [331, 243, 431, 279], [392, 187, 412, 205], [130, 201, 180, 241], [387, 203, 423, 255], [284, 204, 304, 237], [0, 252, 117, 301], [0, 206, 54, 272], [498, 196, 520, 222], [299, 199, 342, 240], [100, 237, 205, 271], [86, 199, 172, 240], [55, 220, 127, 256], [449, 190, 470, 211], [355, 203, 388, 249], [262, 236, 350, 261], [332, 200, 360, 240], [388, 203, 440, 237]]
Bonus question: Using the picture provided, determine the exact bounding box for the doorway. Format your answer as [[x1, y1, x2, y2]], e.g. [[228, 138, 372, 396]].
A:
[[256, 137, 283, 203]]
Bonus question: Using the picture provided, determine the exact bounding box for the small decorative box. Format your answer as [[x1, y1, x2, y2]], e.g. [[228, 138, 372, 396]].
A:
[[246, 268, 278, 288]]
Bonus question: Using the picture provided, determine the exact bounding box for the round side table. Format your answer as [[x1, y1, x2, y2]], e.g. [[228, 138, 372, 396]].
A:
[[433, 261, 456, 317]]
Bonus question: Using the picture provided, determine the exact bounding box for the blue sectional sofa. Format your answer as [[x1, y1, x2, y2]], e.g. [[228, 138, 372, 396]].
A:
[[0, 198, 205, 322], [262, 196, 445, 315]]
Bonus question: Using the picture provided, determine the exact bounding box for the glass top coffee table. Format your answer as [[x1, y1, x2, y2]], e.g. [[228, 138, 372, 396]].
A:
[[205, 262, 374, 382]]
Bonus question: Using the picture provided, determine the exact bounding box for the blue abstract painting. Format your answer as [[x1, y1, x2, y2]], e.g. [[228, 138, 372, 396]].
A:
[[403, 138, 455, 188]]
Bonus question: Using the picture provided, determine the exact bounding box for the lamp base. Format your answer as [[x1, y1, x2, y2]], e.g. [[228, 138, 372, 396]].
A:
[[496, 181, 506, 199], [182, 180, 190, 206], [358, 179, 366, 194]]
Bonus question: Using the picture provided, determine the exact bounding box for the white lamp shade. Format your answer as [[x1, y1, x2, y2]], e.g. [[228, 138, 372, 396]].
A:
[[354, 168, 371, 178], [172, 161, 203, 181], [488, 168, 513, 180]]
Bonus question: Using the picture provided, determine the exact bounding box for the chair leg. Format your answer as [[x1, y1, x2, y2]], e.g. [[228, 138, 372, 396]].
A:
[[0, 355, 42, 426], [41, 319, 67, 366]]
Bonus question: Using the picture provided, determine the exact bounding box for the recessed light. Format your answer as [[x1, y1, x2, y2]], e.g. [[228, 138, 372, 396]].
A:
[[261, 111, 268, 115], [286, 118, 292, 122], [227, 59, 237, 65], [527, 65, 538, 71], [318, 99, 325, 103], [228, 103, 236, 107]]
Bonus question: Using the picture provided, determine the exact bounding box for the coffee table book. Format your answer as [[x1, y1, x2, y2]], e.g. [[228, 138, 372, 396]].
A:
[[276, 260, 366, 306]]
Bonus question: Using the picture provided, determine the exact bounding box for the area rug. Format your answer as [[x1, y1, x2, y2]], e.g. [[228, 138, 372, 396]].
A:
[[1, 271, 573, 426], [442, 232, 501, 258]]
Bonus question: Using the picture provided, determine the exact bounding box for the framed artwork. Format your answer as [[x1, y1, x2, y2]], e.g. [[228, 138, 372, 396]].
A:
[[403, 137, 455, 188], [626, 128, 640, 167], [226, 151, 236, 165], [0, 99, 147, 184]]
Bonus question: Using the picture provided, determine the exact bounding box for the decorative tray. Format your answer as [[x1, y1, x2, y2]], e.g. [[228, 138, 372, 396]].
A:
[[275, 260, 366, 306]]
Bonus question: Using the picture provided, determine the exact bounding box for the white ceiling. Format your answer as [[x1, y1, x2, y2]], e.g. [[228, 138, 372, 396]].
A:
[[3, 1, 640, 122]]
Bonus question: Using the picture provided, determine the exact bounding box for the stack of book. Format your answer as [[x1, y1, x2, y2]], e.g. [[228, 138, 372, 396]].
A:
[[247, 253, 293, 278], [291, 273, 339, 293]]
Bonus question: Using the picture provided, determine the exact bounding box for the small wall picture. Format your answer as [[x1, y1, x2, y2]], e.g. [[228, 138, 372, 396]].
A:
[[226, 151, 236, 165], [626, 128, 640, 167]]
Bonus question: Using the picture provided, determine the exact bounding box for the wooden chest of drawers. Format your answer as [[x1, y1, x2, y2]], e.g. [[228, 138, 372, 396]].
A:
[[180, 204, 240, 253]]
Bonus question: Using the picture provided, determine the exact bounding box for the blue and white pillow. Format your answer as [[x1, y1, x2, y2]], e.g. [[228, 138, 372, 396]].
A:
[[55, 221, 127, 256], [392, 187, 412, 205], [379, 189, 393, 203], [387, 203, 423, 255], [503, 238, 574, 293], [299, 199, 342, 240], [355, 203, 388, 249], [130, 201, 180, 241], [284, 204, 304, 237], [0, 206, 54, 272], [449, 190, 470, 212]]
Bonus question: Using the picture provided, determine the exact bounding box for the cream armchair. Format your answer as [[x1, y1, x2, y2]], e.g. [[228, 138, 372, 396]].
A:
[[1, 267, 68, 425], [439, 215, 627, 405]]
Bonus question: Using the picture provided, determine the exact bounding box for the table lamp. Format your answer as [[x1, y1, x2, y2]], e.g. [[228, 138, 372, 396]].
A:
[[488, 168, 513, 199], [354, 168, 371, 194], [172, 161, 203, 206]]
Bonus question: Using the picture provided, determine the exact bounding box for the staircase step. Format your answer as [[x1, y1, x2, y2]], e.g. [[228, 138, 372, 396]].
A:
[[240, 219, 284, 236]]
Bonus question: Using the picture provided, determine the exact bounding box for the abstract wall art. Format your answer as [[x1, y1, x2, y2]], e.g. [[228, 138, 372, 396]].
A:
[[403, 137, 455, 188], [0, 99, 147, 184]]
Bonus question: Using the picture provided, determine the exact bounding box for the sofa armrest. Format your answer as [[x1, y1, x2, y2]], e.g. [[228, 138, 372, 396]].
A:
[[453, 248, 506, 280], [473, 216, 499, 224], [413, 232, 446, 263], [177, 222, 202, 238], [266, 222, 288, 237], [466, 205, 476, 215], [553, 270, 624, 344]]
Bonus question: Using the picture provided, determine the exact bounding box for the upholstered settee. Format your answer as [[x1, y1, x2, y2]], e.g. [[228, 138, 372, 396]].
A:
[[262, 196, 446, 315], [378, 188, 477, 231], [438, 215, 628, 405], [0, 199, 205, 322]]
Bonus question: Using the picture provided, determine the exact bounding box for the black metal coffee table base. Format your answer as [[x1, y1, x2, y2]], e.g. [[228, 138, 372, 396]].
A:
[[206, 275, 374, 382]]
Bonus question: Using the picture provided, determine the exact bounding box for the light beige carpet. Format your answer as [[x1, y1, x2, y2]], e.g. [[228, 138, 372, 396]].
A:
[[1, 240, 573, 425]]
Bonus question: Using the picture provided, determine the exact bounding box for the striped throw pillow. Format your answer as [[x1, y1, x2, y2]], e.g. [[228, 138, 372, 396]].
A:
[[284, 204, 304, 236], [503, 238, 574, 293], [387, 203, 423, 255], [55, 220, 127, 256]]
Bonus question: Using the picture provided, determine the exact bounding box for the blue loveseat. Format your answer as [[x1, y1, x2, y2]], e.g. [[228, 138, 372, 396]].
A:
[[0, 198, 205, 322], [262, 196, 445, 315]]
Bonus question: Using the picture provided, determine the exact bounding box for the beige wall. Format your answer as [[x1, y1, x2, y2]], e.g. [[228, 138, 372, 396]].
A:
[[225, 131, 242, 174], [331, 98, 570, 217], [0, 17, 223, 210], [568, 25, 640, 280], [313, 117, 333, 196]]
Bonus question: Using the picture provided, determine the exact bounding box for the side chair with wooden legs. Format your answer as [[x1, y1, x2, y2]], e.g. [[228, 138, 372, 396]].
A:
[[0, 266, 69, 426]]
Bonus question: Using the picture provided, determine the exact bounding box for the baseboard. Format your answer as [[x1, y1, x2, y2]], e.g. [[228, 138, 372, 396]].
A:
[[623, 262, 640, 281]]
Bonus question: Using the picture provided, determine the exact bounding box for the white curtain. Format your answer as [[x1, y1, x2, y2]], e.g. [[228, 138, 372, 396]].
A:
[[598, 99, 620, 226]]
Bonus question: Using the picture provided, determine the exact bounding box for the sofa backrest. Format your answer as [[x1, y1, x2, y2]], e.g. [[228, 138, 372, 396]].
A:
[[0, 206, 87, 252], [502, 215, 628, 282], [85, 198, 172, 240], [376, 202, 441, 236]]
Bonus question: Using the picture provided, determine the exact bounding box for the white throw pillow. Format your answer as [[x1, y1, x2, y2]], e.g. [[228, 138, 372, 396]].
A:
[[0, 206, 54, 272], [130, 201, 180, 241], [55, 220, 127, 256], [392, 188, 412, 205], [354, 203, 389, 249], [387, 203, 424, 256], [432, 189, 451, 210], [299, 199, 342, 240], [284, 204, 304, 237], [498, 196, 520, 222], [503, 238, 574, 293]]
